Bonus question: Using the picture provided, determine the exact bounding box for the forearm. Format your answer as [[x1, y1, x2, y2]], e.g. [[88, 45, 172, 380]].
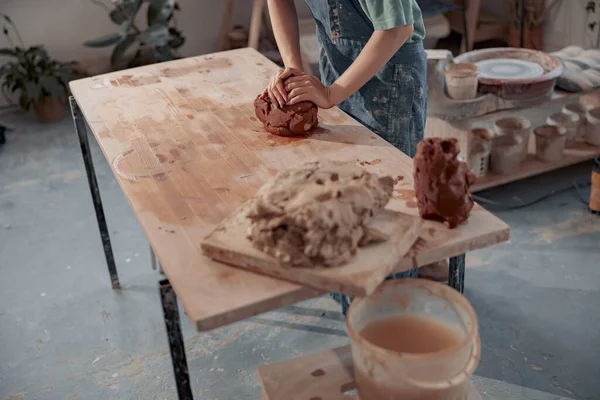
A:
[[328, 25, 414, 105], [267, 0, 303, 70]]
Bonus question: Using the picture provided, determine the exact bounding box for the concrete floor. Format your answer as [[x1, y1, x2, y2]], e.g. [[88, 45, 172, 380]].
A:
[[0, 109, 598, 400]]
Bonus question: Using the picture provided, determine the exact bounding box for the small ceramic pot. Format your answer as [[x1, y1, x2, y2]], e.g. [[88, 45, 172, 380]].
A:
[[533, 124, 567, 162], [444, 63, 479, 101], [585, 107, 600, 146], [546, 112, 581, 147], [490, 134, 523, 175], [493, 116, 531, 162], [468, 128, 492, 178], [562, 103, 589, 140]]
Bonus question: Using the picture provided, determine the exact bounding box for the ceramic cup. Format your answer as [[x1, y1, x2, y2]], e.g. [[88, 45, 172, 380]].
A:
[[546, 112, 581, 148], [562, 103, 589, 140], [468, 128, 492, 178], [490, 134, 523, 175], [585, 107, 600, 146], [444, 63, 479, 101], [533, 124, 567, 162], [493, 116, 531, 162]]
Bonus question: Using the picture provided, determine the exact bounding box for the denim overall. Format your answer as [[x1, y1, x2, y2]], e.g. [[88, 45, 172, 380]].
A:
[[303, 0, 428, 315]]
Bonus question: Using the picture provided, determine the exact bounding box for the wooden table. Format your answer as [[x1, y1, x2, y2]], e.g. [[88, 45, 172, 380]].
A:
[[69, 48, 509, 399]]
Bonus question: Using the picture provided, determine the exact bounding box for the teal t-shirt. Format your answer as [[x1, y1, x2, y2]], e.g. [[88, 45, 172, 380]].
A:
[[357, 0, 426, 43]]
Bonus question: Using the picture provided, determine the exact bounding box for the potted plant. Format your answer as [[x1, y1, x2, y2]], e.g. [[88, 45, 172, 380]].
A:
[[508, 0, 559, 50], [0, 46, 80, 123], [0, 14, 81, 123], [84, 0, 185, 71]]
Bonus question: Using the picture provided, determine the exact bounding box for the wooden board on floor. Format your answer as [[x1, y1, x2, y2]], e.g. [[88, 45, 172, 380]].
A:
[[69, 48, 510, 332], [257, 345, 482, 400], [201, 206, 422, 297]]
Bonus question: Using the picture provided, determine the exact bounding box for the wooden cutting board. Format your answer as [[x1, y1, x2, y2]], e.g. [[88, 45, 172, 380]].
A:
[[200, 201, 421, 297]]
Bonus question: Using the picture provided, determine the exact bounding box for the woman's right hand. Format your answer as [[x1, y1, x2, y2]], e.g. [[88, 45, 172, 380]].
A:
[[261, 67, 304, 108]]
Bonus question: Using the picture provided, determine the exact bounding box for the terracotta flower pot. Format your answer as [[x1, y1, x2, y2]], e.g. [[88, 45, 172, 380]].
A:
[[508, 26, 542, 50], [33, 96, 65, 123]]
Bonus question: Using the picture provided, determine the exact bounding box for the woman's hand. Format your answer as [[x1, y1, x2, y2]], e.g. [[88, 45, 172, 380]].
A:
[[284, 74, 335, 109], [260, 67, 304, 108]]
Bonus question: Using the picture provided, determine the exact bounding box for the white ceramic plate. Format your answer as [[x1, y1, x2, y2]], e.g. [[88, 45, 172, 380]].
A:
[[475, 58, 545, 80]]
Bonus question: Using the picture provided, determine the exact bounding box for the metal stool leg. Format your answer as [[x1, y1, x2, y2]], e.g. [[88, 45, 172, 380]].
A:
[[160, 279, 193, 399], [448, 254, 466, 294], [70, 97, 120, 289]]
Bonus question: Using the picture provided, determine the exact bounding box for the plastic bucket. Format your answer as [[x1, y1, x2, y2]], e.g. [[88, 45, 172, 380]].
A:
[[493, 116, 531, 162], [444, 63, 479, 101], [346, 279, 480, 400], [534, 124, 567, 162], [547, 112, 581, 147]]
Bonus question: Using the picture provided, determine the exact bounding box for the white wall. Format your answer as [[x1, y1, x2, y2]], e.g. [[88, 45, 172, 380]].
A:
[[0, 0, 311, 105], [543, 0, 600, 51], [0, 0, 311, 63]]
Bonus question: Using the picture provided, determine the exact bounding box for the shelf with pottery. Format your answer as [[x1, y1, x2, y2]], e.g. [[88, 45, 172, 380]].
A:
[[469, 102, 600, 192], [424, 50, 600, 192]]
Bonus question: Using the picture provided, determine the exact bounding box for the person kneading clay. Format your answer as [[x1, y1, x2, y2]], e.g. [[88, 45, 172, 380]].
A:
[[263, 0, 431, 315]]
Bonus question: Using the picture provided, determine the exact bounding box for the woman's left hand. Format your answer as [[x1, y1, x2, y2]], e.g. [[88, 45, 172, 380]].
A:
[[284, 74, 335, 109]]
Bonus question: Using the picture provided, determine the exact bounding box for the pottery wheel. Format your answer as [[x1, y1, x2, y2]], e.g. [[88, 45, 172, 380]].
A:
[[475, 58, 544, 80]]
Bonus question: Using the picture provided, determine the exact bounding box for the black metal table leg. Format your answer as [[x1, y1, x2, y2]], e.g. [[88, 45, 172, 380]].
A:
[[69, 97, 120, 290], [160, 279, 193, 400], [448, 254, 466, 294]]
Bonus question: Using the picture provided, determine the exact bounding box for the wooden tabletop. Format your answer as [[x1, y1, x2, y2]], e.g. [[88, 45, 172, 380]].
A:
[[70, 48, 509, 332]]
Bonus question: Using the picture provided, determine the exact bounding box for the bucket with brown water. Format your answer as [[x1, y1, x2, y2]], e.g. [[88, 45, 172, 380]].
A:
[[346, 279, 480, 400]]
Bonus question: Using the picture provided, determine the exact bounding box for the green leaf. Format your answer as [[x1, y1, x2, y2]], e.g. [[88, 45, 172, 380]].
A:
[[0, 48, 16, 57], [110, 34, 138, 70], [147, 0, 175, 25], [24, 80, 40, 103], [39, 75, 64, 99], [109, 9, 128, 25], [167, 27, 184, 49], [84, 32, 124, 48], [119, 0, 142, 35], [138, 25, 169, 46], [19, 92, 30, 111], [168, 34, 184, 49], [153, 46, 174, 63]]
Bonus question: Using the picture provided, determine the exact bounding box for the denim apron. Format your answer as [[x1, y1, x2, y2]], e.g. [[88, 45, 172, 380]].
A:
[[304, 0, 428, 315]]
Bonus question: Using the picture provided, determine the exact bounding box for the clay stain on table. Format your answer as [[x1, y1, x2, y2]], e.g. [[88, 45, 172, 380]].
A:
[[110, 74, 161, 87], [311, 126, 331, 134], [393, 188, 418, 208], [161, 58, 232, 78], [357, 159, 382, 166], [261, 134, 309, 148], [393, 175, 405, 185], [112, 143, 191, 181]]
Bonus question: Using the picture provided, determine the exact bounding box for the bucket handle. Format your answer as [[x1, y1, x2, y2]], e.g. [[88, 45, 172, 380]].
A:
[[398, 335, 481, 390]]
